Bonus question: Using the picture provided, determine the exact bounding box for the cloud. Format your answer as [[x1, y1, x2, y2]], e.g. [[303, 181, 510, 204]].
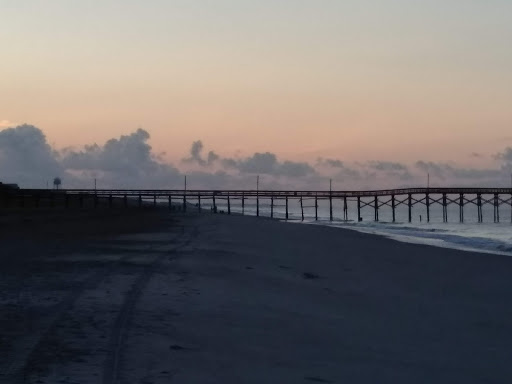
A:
[[331, 166, 362, 181], [222, 152, 316, 177], [318, 158, 411, 184], [365, 161, 412, 181], [316, 158, 345, 168], [207, 150, 219, 164], [182, 140, 219, 166], [367, 161, 408, 172], [415, 160, 504, 184], [0, 125, 185, 188], [0, 124, 63, 187], [3, 125, 512, 189], [316, 157, 362, 182], [415, 161, 448, 178], [493, 147, 512, 173], [279, 160, 316, 177], [231, 152, 278, 174], [61, 128, 182, 188], [184, 140, 205, 165], [496, 147, 512, 161], [184, 140, 316, 178]]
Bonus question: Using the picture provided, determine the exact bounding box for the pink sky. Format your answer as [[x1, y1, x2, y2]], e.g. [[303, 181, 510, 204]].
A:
[[1, 1, 511, 175]]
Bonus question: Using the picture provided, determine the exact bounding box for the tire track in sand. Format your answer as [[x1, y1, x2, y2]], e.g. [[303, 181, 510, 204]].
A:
[[1, 257, 133, 384], [1, 243, 169, 384], [102, 225, 198, 384]]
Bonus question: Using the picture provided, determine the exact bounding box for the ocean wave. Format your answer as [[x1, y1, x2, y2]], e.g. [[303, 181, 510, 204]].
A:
[[311, 221, 512, 256]]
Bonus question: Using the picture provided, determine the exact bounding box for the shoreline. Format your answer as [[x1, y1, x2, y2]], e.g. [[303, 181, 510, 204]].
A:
[[302, 219, 512, 257]]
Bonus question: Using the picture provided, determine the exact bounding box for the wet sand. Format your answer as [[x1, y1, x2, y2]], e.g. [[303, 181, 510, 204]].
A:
[[1, 210, 512, 383]]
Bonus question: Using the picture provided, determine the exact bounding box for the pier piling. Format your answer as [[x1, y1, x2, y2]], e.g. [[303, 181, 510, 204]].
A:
[[408, 193, 412, 223], [392, 195, 396, 223], [256, 192, 259, 217], [442, 193, 447, 222], [494, 193, 499, 223], [426, 193, 430, 223], [329, 194, 333, 221], [477, 193, 482, 222], [459, 193, 464, 223]]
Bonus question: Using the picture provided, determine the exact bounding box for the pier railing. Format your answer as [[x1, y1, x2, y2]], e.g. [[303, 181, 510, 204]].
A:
[[32, 187, 512, 197]]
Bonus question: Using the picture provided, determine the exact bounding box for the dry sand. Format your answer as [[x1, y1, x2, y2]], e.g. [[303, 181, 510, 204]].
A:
[[1, 210, 512, 383]]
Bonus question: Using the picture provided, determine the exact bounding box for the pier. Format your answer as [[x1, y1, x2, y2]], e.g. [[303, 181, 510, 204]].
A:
[[2, 187, 512, 223]]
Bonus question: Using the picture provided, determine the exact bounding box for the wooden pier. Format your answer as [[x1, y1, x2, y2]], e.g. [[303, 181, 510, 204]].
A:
[[2, 187, 512, 223]]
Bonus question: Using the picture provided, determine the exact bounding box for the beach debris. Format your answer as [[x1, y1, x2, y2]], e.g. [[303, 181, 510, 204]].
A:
[[169, 344, 186, 351], [304, 376, 334, 383], [302, 272, 320, 280]]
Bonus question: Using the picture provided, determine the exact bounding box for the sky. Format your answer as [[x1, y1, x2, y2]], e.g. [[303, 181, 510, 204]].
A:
[[1, 1, 511, 189]]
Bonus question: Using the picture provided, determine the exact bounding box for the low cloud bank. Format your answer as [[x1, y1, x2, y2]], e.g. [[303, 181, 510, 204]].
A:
[[182, 140, 315, 178], [1, 124, 511, 189], [0, 124, 63, 187], [60, 129, 181, 188]]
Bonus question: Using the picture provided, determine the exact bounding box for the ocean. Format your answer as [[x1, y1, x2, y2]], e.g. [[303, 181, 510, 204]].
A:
[[208, 195, 512, 256]]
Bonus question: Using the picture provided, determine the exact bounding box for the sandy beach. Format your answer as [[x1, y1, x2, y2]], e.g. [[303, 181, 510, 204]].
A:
[[1, 209, 512, 383]]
